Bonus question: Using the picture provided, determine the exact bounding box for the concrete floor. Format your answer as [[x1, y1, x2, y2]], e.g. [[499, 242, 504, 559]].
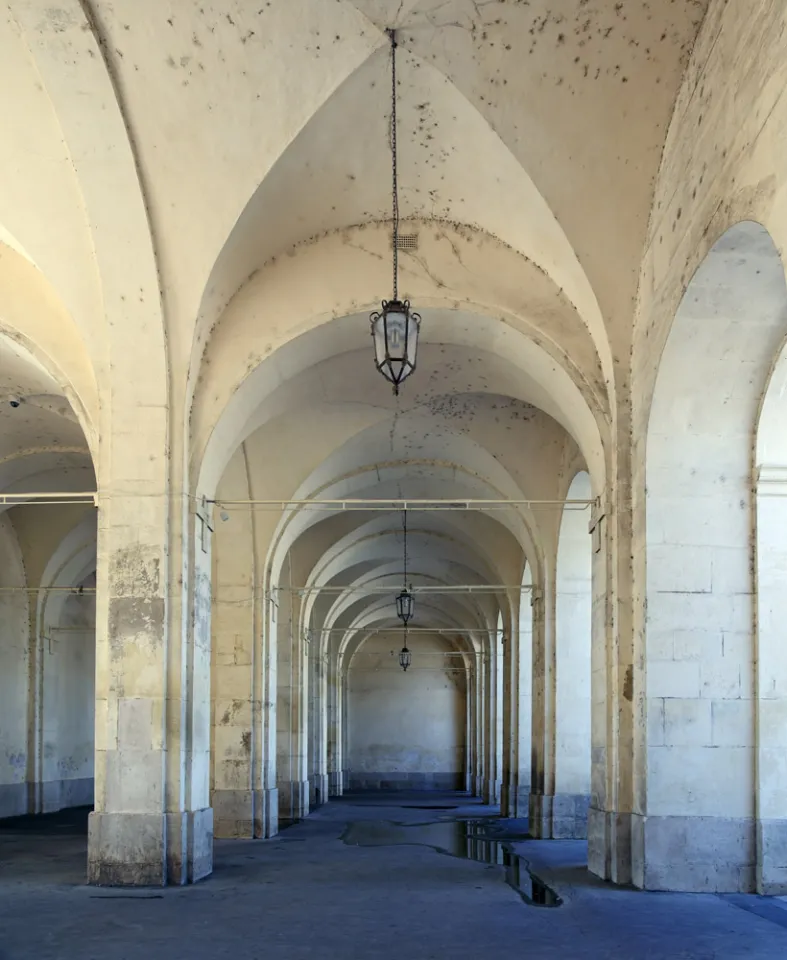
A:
[[1, 793, 786, 959]]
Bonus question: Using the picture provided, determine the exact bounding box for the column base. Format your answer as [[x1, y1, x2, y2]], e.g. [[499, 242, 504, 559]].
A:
[[530, 793, 589, 839], [88, 809, 213, 886], [500, 780, 530, 818], [166, 809, 213, 884], [309, 774, 329, 808], [589, 809, 759, 892], [637, 814, 755, 893], [757, 818, 787, 895], [263, 787, 278, 837], [88, 812, 166, 886], [482, 779, 502, 805], [588, 806, 636, 885], [278, 779, 309, 825], [328, 771, 343, 797], [213, 789, 277, 839], [472, 775, 484, 797]]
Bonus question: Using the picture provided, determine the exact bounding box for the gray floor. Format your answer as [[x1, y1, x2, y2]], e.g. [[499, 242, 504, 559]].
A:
[[1, 793, 786, 959]]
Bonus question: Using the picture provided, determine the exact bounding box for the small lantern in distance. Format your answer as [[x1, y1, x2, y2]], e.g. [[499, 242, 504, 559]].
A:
[[399, 643, 412, 672], [396, 586, 414, 625]]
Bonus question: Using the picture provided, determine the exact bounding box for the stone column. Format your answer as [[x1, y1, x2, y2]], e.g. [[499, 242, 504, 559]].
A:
[[88, 489, 211, 885], [552, 476, 592, 838], [755, 467, 787, 894], [529, 585, 555, 836], [175, 509, 214, 883], [500, 619, 517, 815], [307, 640, 329, 807], [341, 668, 350, 792], [211, 453, 258, 838], [483, 630, 503, 804], [276, 565, 309, 824], [473, 652, 486, 796], [464, 667, 474, 793], [260, 584, 278, 836], [326, 655, 343, 796], [88, 492, 169, 886], [501, 596, 532, 818]]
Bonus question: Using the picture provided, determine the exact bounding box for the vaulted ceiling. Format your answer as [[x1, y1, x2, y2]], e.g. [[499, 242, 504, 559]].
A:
[[0, 0, 712, 641]]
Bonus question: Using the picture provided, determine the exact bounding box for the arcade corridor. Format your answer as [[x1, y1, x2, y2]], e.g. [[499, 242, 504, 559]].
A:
[[3, 3, 787, 957]]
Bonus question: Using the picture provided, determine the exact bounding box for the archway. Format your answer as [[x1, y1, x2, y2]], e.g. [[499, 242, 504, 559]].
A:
[[644, 221, 787, 892], [199, 294, 604, 838]]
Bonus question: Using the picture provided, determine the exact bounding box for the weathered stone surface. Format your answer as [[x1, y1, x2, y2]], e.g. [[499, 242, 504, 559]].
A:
[[641, 816, 756, 893], [87, 812, 166, 887]]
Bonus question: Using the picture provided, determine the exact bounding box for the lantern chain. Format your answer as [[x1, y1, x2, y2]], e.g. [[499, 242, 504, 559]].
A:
[[388, 28, 399, 301], [402, 507, 407, 588]]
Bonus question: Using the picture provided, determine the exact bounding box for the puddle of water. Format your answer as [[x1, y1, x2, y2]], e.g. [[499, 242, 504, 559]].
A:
[[341, 819, 561, 907]]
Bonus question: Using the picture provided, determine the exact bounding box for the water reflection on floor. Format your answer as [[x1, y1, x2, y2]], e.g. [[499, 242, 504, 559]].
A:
[[342, 819, 561, 907]]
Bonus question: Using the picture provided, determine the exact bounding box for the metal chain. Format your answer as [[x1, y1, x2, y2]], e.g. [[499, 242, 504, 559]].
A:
[[402, 507, 407, 586], [388, 28, 399, 300]]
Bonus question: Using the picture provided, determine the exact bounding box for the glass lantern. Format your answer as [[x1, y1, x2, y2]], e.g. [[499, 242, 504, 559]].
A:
[[396, 587, 414, 624], [370, 300, 420, 395]]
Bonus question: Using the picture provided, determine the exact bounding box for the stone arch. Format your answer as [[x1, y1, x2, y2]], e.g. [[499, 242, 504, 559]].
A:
[[643, 220, 787, 892]]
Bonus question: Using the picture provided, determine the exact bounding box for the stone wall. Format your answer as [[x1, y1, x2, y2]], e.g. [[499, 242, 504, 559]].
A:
[[346, 634, 466, 792]]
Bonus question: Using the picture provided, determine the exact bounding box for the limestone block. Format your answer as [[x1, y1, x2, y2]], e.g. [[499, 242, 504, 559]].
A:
[[711, 698, 754, 747], [758, 699, 787, 738], [166, 808, 213, 884], [214, 664, 253, 700], [647, 545, 713, 593], [88, 811, 166, 886], [117, 697, 156, 751], [642, 815, 755, 893], [648, 660, 701, 699], [699, 654, 748, 699], [102, 747, 164, 814], [757, 748, 787, 818], [757, 820, 787, 894], [647, 745, 753, 818], [671, 627, 722, 662], [663, 698, 712, 747]]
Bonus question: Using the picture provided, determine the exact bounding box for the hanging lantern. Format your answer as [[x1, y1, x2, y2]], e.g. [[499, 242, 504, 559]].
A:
[[371, 300, 420, 396], [370, 28, 421, 394], [399, 644, 412, 672], [395, 586, 414, 624], [395, 511, 414, 624]]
